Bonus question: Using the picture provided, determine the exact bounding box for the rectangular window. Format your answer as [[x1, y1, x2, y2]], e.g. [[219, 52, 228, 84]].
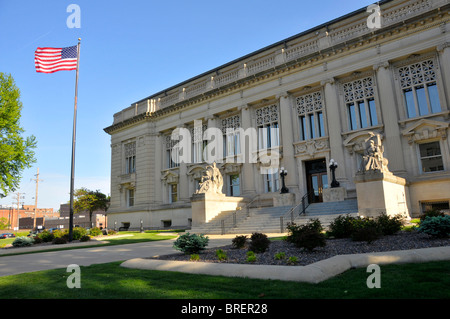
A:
[[165, 135, 180, 169], [296, 91, 324, 140], [299, 116, 307, 140], [419, 142, 444, 173], [229, 174, 240, 196], [169, 184, 178, 203], [264, 171, 280, 193], [124, 142, 136, 174], [344, 77, 378, 131], [348, 103, 357, 130], [368, 98, 378, 126], [318, 112, 325, 137], [127, 189, 134, 207], [398, 59, 441, 119]]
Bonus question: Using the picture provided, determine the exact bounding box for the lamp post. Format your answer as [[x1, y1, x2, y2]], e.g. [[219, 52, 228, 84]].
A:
[[280, 167, 289, 194], [329, 159, 340, 188]]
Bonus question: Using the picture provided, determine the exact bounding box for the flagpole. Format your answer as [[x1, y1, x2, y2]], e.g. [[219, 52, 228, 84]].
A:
[[68, 38, 81, 242]]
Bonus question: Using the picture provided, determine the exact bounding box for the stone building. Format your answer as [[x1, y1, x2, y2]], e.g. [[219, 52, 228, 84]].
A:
[[104, 0, 450, 231]]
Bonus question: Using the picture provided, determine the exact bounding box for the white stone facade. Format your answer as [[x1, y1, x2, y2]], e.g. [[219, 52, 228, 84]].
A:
[[104, 0, 450, 230]]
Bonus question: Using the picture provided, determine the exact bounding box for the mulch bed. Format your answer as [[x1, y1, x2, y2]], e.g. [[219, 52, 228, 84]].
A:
[[151, 231, 450, 266]]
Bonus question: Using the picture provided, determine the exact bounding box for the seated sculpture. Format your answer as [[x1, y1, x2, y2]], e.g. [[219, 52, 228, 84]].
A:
[[361, 136, 390, 174], [195, 162, 224, 195]]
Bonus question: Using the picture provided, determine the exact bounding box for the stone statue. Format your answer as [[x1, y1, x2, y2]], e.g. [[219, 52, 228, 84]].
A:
[[361, 135, 390, 173], [195, 162, 224, 195]]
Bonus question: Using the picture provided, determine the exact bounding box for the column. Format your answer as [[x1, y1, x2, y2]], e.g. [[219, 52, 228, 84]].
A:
[[374, 61, 407, 175], [438, 43, 450, 112], [321, 78, 348, 184], [277, 92, 299, 194], [240, 105, 257, 196]]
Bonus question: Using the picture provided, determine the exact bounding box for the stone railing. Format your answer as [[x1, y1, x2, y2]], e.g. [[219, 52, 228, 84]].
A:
[[111, 0, 446, 126]]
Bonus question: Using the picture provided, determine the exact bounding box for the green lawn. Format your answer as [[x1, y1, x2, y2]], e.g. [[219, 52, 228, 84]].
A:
[[0, 230, 180, 255], [0, 260, 448, 299]]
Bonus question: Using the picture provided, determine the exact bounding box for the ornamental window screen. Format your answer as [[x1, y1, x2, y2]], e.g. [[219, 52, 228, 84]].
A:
[[124, 142, 136, 174], [343, 77, 378, 131], [296, 91, 325, 140], [191, 123, 208, 163], [256, 104, 279, 149], [165, 134, 180, 168], [398, 59, 441, 118], [221, 115, 241, 157]]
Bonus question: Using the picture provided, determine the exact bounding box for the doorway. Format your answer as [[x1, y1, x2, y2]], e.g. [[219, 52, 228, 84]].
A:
[[305, 159, 328, 203]]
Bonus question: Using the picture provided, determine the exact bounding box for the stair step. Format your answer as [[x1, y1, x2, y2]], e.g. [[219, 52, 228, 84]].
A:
[[191, 199, 359, 234]]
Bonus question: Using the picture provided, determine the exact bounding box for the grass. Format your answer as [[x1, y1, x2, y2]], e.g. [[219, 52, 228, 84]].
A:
[[0, 230, 180, 256], [0, 260, 448, 299]]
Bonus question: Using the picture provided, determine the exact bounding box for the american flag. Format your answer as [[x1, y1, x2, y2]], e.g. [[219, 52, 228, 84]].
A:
[[34, 46, 78, 73]]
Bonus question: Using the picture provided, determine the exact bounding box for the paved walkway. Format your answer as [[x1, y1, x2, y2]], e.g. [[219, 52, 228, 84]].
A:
[[1, 234, 450, 283], [0, 234, 240, 277]]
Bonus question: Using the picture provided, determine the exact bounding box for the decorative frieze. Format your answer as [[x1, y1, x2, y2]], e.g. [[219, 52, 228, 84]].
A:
[[294, 137, 329, 157]]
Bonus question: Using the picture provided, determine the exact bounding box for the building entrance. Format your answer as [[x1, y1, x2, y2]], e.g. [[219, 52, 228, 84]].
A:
[[305, 159, 328, 203]]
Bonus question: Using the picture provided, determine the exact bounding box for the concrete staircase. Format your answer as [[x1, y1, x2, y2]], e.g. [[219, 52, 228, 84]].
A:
[[190, 199, 359, 235]]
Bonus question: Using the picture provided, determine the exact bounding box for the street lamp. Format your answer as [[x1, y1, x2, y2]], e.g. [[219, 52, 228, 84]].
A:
[[280, 167, 289, 194], [329, 159, 340, 188]]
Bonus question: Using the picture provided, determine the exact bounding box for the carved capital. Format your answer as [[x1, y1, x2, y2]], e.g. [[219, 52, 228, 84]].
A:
[[373, 61, 390, 71], [320, 78, 335, 86]]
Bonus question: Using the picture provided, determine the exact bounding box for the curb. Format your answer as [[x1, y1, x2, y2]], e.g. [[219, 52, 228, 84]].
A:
[[120, 246, 450, 284]]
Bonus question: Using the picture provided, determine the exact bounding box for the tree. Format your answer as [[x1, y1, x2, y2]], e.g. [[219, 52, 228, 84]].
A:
[[73, 188, 110, 228], [0, 73, 37, 198]]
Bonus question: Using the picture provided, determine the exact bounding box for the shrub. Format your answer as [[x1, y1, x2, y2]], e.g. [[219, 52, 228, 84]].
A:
[[375, 213, 404, 236], [274, 252, 286, 260], [420, 210, 445, 221], [52, 229, 64, 238], [80, 235, 91, 242], [173, 232, 209, 255], [328, 214, 358, 238], [231, 235, 247, 249], [418, 215, 450, 238], [71, 227, 87, 240], [12, 236, 34, 247], [287, 256, 298, 265], [190, 254, 200, 261], [32, 236, 43, 244], [52, 237, 67, 245], [351, 217, 381, 243], [107, 230, 117, 236], [89, 227, 102, 237], [38, 230, 55, 243], [246, 251, 256, 263], [215, 249, 227, 261], [249, 232, 270, 253], [286, 219, 325, 251]]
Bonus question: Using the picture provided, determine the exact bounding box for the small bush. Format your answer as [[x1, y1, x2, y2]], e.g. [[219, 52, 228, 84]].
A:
[[418, 215, 450, 238], [71, 227, 87, 240], [231, 235, 247, 249], [173, 232, 209, 255], [52, 229, 64, 238], [12, 236, 34, 247], [80, 235, 91, 242], [32, 236, 43, 244], [328, 214, 358, 238], [190, 254, 200, 261], [420, 210, 445, 221], [246, 251, 256, 263], [287, 256, 298, 265], [215, 249, 227, 261], [107, 230, 117, 236], [375, 213, 404, 236], [351, 217, 381, 243], [249, 232, 270, 253], [89, 227, 102, 237], [52, 237, 67, 245], [274, 252, 286, 260], [286, 219, 325, 251], [38, 230, 55, 243]]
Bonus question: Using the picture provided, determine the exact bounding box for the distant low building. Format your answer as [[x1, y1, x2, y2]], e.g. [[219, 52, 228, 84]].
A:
[[44, 204, 107, 230]]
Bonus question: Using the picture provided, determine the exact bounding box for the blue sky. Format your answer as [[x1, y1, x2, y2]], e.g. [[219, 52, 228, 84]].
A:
[[0, 0, 376, 210]]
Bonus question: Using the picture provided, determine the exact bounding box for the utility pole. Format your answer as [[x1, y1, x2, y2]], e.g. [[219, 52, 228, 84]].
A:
[[31, 168, 43, 230], [12, 192, 25, 231]]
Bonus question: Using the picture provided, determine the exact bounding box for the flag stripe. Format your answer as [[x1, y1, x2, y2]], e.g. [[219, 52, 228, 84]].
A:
[[35, 46, 78, 73]]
